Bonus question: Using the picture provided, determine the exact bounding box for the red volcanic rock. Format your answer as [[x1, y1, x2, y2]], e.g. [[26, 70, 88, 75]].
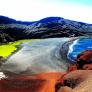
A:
[[67, 64, 77, 72], [83, 64, 92, 70], [77, 50, 92, 62]]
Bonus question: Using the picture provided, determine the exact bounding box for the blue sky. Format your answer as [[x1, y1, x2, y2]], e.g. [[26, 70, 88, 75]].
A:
[[0, 0, 92, 23], [62, 0, 92, 6]]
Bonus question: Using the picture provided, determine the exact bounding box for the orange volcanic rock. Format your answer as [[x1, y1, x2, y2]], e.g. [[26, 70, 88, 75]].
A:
[[0, 67, 92, 92], [0, 72, 66, 92]]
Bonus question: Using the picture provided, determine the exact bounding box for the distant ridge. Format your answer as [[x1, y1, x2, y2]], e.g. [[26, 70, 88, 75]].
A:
[[0, 16, 35, 25], [1, 16, 92, 25], [0, 15, 92, 43]]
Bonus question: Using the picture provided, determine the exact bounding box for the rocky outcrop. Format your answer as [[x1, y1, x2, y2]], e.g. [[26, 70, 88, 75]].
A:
[[60, 70, 92, 92], [0, 30, 14, 43]]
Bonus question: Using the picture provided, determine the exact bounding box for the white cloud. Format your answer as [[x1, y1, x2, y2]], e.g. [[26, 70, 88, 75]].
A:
[[0, 0, 92, 23]]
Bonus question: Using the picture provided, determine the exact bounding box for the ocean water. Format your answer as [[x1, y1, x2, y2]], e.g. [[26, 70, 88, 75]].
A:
[[68, 38, 92, 62]]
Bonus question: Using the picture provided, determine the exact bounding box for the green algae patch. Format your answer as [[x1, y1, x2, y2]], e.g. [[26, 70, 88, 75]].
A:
[[0, 39, 39, 58]]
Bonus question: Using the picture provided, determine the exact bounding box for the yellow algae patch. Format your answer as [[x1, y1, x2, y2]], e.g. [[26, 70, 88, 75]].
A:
[[0, 39, 39, 58], [0, 44, 16, 58]]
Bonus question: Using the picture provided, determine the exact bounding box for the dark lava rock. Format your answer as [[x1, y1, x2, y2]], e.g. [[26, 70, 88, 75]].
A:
[[0, 16, 92, 43]]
